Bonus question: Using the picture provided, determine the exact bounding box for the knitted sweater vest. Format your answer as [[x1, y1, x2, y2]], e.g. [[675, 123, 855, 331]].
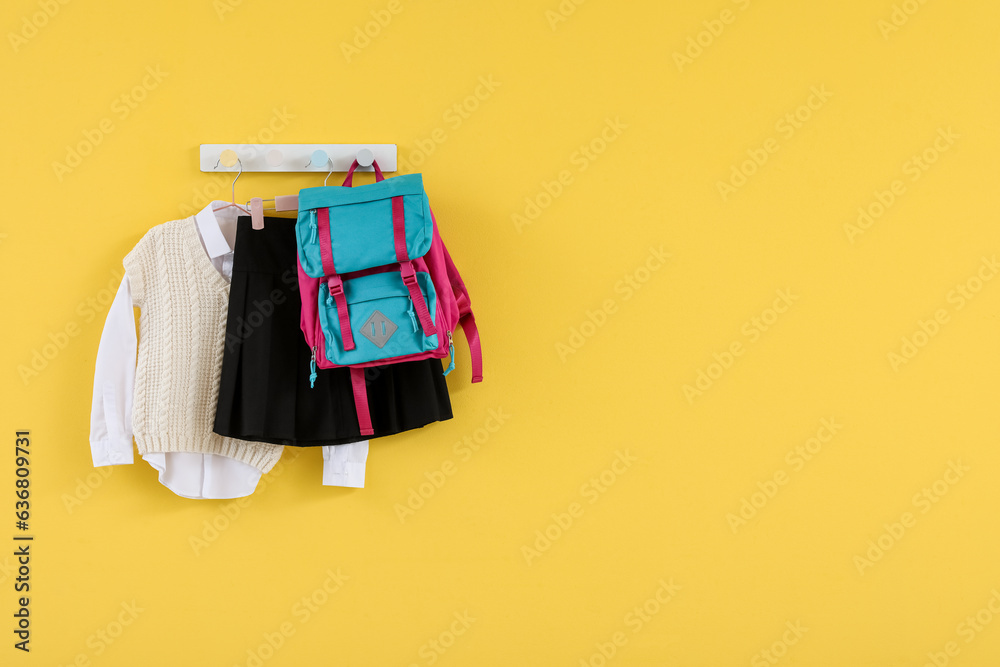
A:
[[123, 218, 283, 473]]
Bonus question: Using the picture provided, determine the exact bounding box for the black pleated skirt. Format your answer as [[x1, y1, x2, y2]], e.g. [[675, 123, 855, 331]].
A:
[[213, 216, 452, 446]]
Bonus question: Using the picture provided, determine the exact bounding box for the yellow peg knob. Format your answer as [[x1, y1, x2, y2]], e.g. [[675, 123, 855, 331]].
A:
[[219, 149, 239, 168]]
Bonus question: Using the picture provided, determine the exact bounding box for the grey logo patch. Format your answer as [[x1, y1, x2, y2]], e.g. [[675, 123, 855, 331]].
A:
[[360, 310, 397, 348]]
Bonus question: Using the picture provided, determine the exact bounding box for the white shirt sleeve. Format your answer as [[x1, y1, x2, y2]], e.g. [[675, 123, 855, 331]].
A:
[[89, 275, 137, 467], [322, 441, 369, 488]]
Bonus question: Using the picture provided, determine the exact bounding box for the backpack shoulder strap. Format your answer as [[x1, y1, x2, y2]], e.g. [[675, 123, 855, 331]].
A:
[[433, 210, 483, 383], [457, 299, 483, 383]]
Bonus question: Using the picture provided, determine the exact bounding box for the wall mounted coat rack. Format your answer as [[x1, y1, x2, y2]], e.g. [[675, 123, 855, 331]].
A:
[[199, 144, 397, 173]]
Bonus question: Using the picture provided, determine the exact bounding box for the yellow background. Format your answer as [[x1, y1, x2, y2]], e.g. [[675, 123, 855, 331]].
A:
[[2, 0, 999, 664]]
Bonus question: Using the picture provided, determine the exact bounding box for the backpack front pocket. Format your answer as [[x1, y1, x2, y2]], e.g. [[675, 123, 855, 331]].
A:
[[318, 270, 439, 365]]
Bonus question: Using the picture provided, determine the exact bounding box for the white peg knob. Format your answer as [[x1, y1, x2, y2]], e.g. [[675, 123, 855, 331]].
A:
[[356, 148, 375, 168]]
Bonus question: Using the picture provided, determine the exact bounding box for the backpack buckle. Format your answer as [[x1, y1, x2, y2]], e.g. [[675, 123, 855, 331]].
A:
[[326, 275, 345, 296], [398, 260, 418, 286]]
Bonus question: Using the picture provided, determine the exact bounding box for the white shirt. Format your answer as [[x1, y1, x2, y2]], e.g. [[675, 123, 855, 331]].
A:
[[89, 201, 368, 498]]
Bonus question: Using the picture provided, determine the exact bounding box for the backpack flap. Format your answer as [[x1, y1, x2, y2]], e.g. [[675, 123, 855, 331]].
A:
[[296, 173, 434, 277]]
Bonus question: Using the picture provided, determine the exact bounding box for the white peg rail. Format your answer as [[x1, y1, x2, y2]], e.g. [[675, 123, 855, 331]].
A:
[[199, 144, 397, 173]]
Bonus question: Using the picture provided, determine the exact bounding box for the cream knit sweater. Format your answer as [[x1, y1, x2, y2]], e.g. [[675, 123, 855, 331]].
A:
[[123, 217, 283, 473]]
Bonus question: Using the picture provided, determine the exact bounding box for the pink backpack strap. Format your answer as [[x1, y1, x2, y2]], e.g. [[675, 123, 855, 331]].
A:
[[349, 367, 374, 436], [341, 159, 384, 187], [390, 183, 436, 338], [458, 303, 483, 383], [316, 206, 337, 277], [392, 197, 409, 262], [433, 210, 483, 383], [325, 275, 355, 351], [317, 208, 355, 350]]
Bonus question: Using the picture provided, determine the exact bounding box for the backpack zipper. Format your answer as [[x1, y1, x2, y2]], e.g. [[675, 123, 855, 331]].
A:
[[309, 345, 318, 388], [444, 331, 455, 376]]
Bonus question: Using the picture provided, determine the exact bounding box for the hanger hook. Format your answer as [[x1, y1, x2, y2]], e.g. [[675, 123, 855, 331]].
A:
[[230, 158, 243, 202], [324, 163, 335, 186]]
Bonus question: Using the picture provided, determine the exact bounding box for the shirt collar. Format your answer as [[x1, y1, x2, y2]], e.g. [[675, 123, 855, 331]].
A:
[[194, 202, 234, 259]]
